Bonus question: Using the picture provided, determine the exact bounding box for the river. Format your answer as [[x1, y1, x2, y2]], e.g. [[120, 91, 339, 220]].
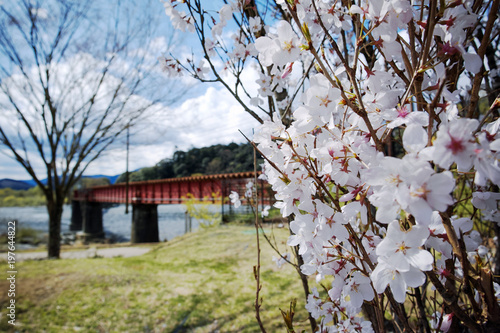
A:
[[0, 204, 212, 242]]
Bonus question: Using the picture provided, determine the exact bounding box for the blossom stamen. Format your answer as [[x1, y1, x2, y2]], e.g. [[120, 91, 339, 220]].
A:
[[446, 135, 465, 154]]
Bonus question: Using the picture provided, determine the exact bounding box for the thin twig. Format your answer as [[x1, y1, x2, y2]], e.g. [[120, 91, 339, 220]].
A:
[[252, 144, 267, 333]]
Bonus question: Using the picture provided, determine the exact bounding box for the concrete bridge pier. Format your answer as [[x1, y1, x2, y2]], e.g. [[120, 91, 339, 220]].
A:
[[131, 204, 159, 243], [70, 200, 82, 231], [82, 202, 104, 239]]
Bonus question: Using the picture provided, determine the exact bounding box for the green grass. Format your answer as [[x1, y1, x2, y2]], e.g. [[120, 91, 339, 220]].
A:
[[0, 187, 46, 207], [0, 225, 311, 332], [0, 226, 45, 251]]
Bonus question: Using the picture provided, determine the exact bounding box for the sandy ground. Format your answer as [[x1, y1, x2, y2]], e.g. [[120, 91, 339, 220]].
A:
[[8, 246, 152, 261]]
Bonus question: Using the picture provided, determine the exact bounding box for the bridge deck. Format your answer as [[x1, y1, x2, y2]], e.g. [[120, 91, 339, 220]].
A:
[[73, 171, 270, 205]]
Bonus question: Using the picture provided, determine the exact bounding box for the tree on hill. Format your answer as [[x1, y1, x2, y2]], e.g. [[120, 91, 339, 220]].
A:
[[115, 143, 260, 183], [76, 177, 111, 189], [0, 0, 180, 258]]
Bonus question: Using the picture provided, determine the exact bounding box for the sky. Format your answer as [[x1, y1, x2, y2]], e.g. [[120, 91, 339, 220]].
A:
[[0, 0, 263, 181]]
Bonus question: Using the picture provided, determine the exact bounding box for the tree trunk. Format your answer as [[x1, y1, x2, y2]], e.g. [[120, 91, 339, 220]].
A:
[[47, 199, 63, 258], [492, 186, 500, 285], [494, 223, 500, 285]]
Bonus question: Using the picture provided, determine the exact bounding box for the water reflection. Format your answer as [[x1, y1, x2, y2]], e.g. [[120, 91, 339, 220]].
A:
[[0, 204, 209, 242]]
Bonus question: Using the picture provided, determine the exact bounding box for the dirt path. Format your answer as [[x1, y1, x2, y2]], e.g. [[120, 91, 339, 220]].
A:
[[9, 246, 152, 261]]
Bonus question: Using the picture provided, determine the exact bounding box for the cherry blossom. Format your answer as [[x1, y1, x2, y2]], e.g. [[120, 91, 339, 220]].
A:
[[272, 252, 291, 268], [158, 56, 183, 77], [472, 191, 500, 211], [403, 124, 427, 153], [249, 17, 262, 34], [162, 1, 194, 32], [261, 205, 271, 218], [405, 171, 455, 223], [371, 257, 427, 303], [462, 52, 483, 74], [245, 181, 253, 198], [473, 131, 500, 186], [432, 118, 479, 172], [472, 192, 500, 223], [375, 221, 433, 272], [161, 0, 500, 329], [386, 106, 428, 129], [255, 21, 300, 67], [342, 271, 374, 309], [430, 312, 453, 332], [305, 287, 324, 320], [229, 191, 241, 208], [256, 73, 273, 97], [425, 212, 453, 259]]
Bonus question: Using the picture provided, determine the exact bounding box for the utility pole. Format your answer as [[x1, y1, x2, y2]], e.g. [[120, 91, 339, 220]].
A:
[[125, 125, 130, 214]]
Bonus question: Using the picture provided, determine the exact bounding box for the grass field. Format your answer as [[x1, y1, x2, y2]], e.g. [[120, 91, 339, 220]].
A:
[[0, 225, 312, 332]]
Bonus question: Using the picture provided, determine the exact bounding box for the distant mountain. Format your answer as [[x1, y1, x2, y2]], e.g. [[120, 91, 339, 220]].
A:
[[22, 179, 38, 187], [79, 174, 120, 184], [0, 179, 33, 190], [0, 174, 119, 190]]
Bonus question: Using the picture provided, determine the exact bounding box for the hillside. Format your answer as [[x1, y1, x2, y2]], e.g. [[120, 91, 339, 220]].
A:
[[0, 174, 119, 191], [0, 143, 257, 192], [116, 142, 260, 183]]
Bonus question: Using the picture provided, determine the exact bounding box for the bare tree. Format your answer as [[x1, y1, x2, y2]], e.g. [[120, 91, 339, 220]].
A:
[[0, 0, 179, 258]]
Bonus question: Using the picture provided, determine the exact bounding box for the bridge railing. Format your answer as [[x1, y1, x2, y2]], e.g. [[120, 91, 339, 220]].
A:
[[73, 171, 274, 206]]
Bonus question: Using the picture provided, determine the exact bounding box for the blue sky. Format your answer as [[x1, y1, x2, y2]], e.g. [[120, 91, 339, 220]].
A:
[[0, 0, 260, 180]]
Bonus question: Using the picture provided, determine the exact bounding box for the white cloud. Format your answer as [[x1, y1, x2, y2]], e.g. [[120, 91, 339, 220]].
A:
[[81, 83, 261, 178], [0, 150, 36, 180], [1, 10, 272, 182], [0, 60, 264, 180], [82, 61, 269, 179]]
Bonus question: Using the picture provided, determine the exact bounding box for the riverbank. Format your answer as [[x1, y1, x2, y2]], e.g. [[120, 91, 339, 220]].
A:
[[11, 245, 153, 261], [0, 204, 203, 245], [0, 225, 310, 332]]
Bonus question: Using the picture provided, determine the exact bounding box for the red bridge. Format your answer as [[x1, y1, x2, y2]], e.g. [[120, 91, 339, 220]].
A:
[[73, 171, 264, 204], [70, 172, 273, 243]]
